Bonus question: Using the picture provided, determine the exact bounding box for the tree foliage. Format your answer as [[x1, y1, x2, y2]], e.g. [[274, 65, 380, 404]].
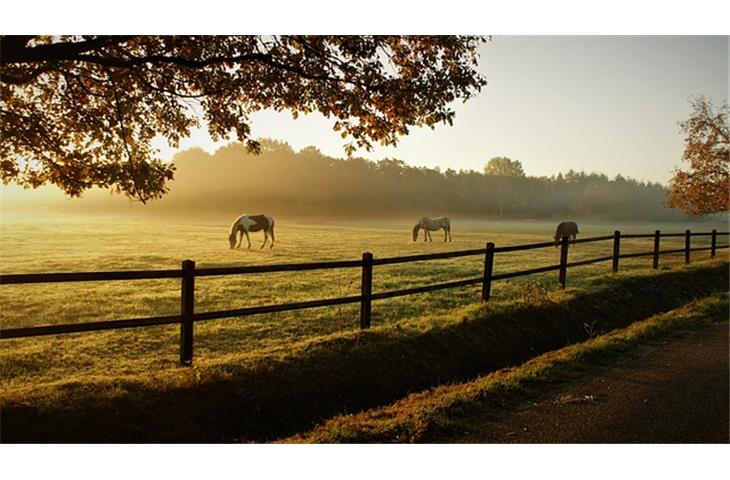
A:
[[0, 35, 486, 202], [483, 156, 525, 217], [667, 96, 729, 216], [483, 156, 525, 177]]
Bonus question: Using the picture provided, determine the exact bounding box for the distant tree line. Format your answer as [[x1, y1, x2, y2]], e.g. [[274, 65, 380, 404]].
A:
[[143, 138, 688, 221]]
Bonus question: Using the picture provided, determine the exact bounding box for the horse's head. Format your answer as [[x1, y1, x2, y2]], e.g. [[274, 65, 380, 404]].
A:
[[228, 231, 237, 249], [412, 223, 421, 241]]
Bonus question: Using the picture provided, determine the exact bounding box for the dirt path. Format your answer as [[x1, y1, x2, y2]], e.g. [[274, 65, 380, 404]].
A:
[[456, 321, 729, 443]]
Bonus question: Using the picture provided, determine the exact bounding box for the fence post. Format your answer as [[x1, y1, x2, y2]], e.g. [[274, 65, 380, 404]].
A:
[[612, 230, 621, 273], [360, 252, 373, 329], [482, 242, 495, 301], [652, 230, 660, 269], [685, 229, 691, 264], [711, 229, 717, 258], [180, 259, 195, 366], [558, 236, 569, 288]]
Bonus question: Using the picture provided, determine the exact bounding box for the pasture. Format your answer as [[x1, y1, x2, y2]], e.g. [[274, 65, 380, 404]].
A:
[[1, 214, 726, 396]]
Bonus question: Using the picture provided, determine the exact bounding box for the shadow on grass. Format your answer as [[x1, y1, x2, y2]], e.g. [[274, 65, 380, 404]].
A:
[[2, 262, 727, 443]]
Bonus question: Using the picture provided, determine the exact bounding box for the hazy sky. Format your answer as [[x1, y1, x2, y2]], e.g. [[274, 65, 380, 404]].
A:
[[161, 36, 725, 184]]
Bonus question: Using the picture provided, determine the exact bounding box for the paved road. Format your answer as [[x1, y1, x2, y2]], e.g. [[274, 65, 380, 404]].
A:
[[463, 322, 729, 443]]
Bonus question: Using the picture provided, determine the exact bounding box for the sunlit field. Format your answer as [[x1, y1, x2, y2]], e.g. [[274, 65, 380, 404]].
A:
[[1, 214, 727, 393]]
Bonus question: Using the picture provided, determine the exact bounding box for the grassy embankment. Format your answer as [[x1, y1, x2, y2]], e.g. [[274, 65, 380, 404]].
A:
[[287, 291, 729, 443], [1, 224, 727, 442]]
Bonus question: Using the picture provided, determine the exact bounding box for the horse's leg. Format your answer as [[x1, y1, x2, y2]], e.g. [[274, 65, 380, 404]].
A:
[[428, 230, 432, 242], [448, 227, 452, 242], [269, 226, 275, 249], [424, 229, 427, 242], [245, 230, 251, 248], [261, 231, 268, 249], [236, 230, 242, 248], [443, 227, 447, 242]]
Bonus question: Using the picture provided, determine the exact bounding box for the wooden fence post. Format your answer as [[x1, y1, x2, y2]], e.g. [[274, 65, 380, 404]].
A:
[[652, 230, 660, 269], [360, 252, 373, 329], [612, 230, 621, 273], [482, 242, 495, 301], [180, 259, 195, 366], [711, 229, 717, 258], [558, 236, 569, 288], [685, 229, 691, 264]]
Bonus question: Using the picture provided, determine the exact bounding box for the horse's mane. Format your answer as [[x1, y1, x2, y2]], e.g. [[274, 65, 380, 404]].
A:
[[229, 214, 247, 236]]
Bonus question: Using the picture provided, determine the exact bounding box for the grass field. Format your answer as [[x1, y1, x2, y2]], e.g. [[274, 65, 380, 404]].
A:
[[1, 214, 727, 395]]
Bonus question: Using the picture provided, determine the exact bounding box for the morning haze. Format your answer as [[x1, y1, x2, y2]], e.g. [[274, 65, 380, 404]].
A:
[[0, 139, 688, 223]]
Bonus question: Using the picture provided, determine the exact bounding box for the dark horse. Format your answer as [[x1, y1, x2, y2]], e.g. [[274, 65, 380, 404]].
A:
[[554, 221, 579, 246]]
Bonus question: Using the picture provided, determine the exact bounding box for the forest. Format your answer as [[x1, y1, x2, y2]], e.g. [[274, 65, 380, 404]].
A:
[[5, 137, 713, 222], [142, 138, 689, 221]]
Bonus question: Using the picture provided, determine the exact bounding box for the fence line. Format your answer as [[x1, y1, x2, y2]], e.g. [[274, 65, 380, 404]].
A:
[[1, 229, 728, 365]]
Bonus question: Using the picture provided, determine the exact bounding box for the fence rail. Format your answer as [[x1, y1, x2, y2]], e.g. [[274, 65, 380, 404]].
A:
[[371, 247, 488, 265], [195, 259, 364, 276], [0, 269, 182, 285], [1, 229, 728, 365]]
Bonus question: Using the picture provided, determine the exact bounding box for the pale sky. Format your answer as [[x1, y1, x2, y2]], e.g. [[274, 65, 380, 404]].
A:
[[154, 36, 726, 185]]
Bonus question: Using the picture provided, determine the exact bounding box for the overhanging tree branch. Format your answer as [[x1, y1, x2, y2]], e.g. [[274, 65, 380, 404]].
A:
[[1, 35, 486, 201], [1, 36, 135, 64]]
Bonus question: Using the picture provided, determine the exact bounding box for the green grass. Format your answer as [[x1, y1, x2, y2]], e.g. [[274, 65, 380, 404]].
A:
[[0, 216, 726, 392], [286, 291, 730, 443]]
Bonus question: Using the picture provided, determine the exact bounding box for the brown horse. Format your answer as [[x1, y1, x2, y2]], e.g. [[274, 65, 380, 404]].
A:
[[554, 221, 579, 246]]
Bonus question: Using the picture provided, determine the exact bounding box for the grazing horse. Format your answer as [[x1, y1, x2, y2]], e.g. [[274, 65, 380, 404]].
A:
[[554, 221, 579, 246], [413, 217, 452, 242], [229, 214, 275, 249]]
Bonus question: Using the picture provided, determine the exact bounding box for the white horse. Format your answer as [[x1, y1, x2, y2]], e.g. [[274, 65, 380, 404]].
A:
[[554, 221, 579, 246], [229, 214, 275, 249], [413, 217, 452, 242]]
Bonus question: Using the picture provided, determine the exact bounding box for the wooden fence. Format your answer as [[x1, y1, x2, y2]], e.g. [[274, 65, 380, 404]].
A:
[[1, 229, 727, 365]]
